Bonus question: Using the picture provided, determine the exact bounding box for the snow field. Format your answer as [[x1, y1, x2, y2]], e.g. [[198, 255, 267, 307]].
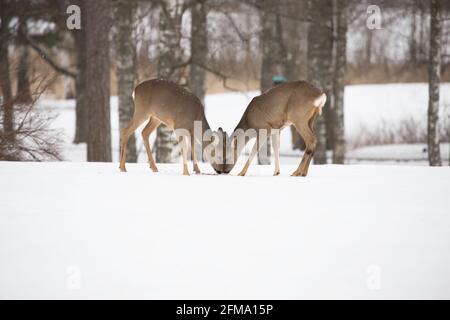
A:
[[1, 161, 449, 299]]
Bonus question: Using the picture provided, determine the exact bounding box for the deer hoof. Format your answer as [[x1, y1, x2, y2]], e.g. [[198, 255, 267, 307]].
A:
[[119, 166, 127, 173], [238, 171, 246, 177], [150, 166, 158, 173], [273, 170, 280, 176]]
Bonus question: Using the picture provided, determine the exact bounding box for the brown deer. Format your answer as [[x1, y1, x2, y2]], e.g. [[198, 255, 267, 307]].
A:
[[119, 79, 226, 175], [223, 81, 327, 177]]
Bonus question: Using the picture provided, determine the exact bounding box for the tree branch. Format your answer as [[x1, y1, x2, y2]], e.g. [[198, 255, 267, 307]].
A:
[[193, 62, 242, 92], [221, 11, 250, 45], [24, 34, 77, 78]]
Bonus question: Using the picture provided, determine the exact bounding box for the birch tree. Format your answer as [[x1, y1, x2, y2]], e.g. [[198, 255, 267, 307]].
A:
[[307, 0, 333, 164], [427, 0, 442, 166], [332, 0, 347, 164], [190, 0, 207, 104], [155, 0, 185, 163], [189, 0, 208, 161], [116, 1, 137, 163]]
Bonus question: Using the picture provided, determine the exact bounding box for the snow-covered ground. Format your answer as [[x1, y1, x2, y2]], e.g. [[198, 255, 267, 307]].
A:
[[37, 83, 450, 164], [1, 161, 449, 299], [1, 83, 450, 299], [347, 143, 450, 164]]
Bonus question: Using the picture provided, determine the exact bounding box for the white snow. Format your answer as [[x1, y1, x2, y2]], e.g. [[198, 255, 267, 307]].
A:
[[1, 161, 450, 299], [344, 83, 450, 141], [347, 143, 450, 164]]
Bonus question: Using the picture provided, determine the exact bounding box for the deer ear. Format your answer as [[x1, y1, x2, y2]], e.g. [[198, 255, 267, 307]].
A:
[[218, 127, 223, 133]]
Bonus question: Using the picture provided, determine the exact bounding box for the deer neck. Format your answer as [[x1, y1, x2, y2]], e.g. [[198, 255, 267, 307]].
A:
[[231, 116, 251, 163]]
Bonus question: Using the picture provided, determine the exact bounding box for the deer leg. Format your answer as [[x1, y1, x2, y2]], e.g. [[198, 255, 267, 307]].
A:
[[120, 115, 147, 172], [238, 137, 261, 176], [191, 135, 201, 174], [292, 120, 317, 177], [179, 135, 190, 176], [272, 130, 281, 176], [141, 117, 161, 172]]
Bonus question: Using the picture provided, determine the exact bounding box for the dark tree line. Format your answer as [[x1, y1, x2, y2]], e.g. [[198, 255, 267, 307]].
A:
[[1, 0, 449, 166]]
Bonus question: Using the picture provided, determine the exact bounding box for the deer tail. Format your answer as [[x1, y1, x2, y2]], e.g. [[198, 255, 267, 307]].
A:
[[313, 93, 327, 115]]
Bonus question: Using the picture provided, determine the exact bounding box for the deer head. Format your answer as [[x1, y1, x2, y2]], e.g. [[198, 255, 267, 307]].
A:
[[203, 127, 230, 174]]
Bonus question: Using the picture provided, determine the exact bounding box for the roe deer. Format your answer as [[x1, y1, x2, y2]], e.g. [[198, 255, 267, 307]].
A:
[[223, 81, 326, 177], [119, 79, 226, 175]]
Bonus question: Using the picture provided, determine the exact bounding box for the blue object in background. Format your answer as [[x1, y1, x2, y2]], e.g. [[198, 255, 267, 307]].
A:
[[272, 75, 287, 85]]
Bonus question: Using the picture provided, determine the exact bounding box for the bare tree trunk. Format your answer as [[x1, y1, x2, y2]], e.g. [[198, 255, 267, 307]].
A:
[[0, 0, 14, 142], [73, 43, 87, 143], [16, 46, 31, 104], [286, 0, 308, 152], [16, 18, 32, 104], [85, 0, 112, 162], [258, 0, 285, 165], [283, 0, 307, 82], [419, 4, 426, 63], [410, 0, 418, 66], [189, 0, 207, 161], [156, 0, 184, 163], [332, 0, 347, 164], [116, 1, 137, 163], [365, 26, 372, 65], [307, 0, 333, 164], [73, 0, 88, 144], [427, 0, 442, 166], [190, 0, 207, 104], [259, 0, 278, 93]]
